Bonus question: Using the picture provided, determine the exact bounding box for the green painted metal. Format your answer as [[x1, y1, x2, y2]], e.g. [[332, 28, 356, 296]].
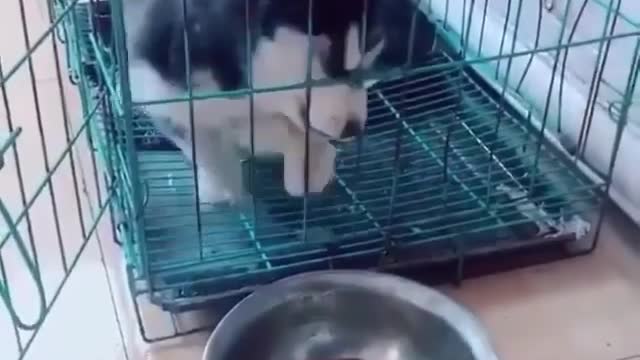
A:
[[80, 0, 640, 333], [1, 0, 639, 356], [1, 0, 116, 358]]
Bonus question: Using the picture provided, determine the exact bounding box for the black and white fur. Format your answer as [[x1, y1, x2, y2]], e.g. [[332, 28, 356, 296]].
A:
[[125, 0, 431, 204]]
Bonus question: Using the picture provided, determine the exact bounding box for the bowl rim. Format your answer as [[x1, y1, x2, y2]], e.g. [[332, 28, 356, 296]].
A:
[[203, 270, 500, 360]]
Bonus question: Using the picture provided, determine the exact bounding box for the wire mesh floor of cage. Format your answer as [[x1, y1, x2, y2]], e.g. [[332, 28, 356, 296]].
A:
[[117, 52, 602, 312]]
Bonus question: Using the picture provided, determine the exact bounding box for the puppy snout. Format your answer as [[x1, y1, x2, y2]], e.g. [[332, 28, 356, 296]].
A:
[[340, 118, 363, 139]]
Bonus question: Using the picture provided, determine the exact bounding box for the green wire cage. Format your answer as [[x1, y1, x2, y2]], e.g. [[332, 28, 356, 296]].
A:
[[1, 0, 639, 358]]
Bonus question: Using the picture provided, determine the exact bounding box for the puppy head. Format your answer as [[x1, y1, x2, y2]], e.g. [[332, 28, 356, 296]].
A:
[[252, 24, 384, 141]]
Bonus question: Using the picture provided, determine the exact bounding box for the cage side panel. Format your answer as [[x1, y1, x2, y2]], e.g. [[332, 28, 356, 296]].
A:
[[1, 0, 121, 359], [422, 0, 640, 224]]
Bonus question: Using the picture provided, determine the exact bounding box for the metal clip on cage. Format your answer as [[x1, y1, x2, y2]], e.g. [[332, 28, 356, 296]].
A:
[[1, 0, 639, 357]]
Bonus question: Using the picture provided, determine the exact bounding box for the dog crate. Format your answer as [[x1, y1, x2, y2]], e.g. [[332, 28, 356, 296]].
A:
[[1, 0, 638, 356], [75, 0, 636, 338]]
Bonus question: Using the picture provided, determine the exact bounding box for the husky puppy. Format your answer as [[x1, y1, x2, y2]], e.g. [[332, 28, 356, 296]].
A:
[[125, 0, 386, 204]]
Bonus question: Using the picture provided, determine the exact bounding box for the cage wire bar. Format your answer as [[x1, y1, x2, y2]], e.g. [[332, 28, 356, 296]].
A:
[[0, 0, 638, 355]]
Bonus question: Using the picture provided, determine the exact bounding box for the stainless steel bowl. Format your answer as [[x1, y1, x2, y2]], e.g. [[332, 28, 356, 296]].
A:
[[203, 270, 499, 360]]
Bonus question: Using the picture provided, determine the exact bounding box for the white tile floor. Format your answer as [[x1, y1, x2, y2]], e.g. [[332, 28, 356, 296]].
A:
[[2, 1, 640, 360]]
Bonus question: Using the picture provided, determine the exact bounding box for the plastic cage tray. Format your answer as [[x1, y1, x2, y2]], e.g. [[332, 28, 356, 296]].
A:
[[77, 2, 602, 311]]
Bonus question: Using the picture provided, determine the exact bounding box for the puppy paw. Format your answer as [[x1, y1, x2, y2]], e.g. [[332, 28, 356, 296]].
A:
[[308, 144, 337, 193], [283, 142, 336, 197], [196, 171, 239, 205], [198, 182, 234, 205]]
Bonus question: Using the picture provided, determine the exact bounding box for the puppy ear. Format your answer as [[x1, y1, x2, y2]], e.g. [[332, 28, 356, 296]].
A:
[[345, 23, 363, 71], [345, 22, 385, 71], [360, 38, 385, 69]]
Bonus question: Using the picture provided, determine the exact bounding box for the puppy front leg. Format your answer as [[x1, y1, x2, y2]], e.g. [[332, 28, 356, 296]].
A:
[[193, 130, 245, 205], [283, 136, 337, 197], [166, 122, 244, 205]]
